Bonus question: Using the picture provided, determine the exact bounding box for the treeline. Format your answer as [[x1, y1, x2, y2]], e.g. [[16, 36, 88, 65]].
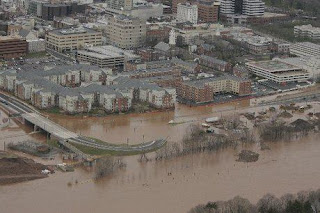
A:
[[94, 156, 126, 179], [264, 0, 320, 16], [189, 189, 320, 213], [251, 21, 320, 44], [154, 117, 255, 161]]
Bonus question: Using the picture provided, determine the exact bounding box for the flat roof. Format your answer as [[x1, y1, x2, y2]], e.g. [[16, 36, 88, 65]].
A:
[[247, 60, 301, 72], [86, 45, 140, 60], [48, 27, 100, 36], [0, 36, 23, 41], [77, 50, 125, 59]]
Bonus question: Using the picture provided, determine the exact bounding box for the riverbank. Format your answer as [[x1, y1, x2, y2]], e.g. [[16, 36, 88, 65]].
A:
[[0, 151, 48, 185]]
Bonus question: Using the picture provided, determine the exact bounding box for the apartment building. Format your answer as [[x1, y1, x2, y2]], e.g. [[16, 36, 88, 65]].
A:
[[196, 0, 220, 23], [45, 27, 102, 53], [199, 55, 232, 72], [294, 25, 320, 40], [107, 15, 146, 49], [177, 75, 251, 104], [289, 42, 320, 57], [0, 36, 28, 60], [245, 60, 309, 84], [177, 3, 198, 24]]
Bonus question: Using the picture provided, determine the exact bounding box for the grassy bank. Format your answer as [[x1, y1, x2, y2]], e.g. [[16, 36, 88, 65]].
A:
[[69, 141, 163, 156]]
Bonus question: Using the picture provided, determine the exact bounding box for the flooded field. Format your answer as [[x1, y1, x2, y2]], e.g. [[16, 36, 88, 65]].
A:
[[1, 100, 320, 213], [47, 101, 250, 145]]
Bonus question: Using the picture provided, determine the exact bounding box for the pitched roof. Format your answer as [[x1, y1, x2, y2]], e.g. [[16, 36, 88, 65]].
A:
[[154, 42, 170, 52]]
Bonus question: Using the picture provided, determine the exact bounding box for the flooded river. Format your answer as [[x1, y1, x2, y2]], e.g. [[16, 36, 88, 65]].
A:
[[1, 100, 320, 213], [47, 101, 250, 144]]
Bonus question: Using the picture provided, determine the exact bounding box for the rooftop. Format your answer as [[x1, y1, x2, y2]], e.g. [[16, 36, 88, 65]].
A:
[[246, 60, 301, 72], [84, 45, 140, 60], [49, 27, 100, 36]]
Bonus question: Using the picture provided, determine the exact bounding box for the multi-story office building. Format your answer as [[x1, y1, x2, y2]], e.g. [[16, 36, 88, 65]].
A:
[[105, 0, 133, 10], [27, 0, 46, 17], [41, 3, 86, 21], [246, 60, 309, 84], [107, 15, 146, 49], [177, 3, 198, 24], [45, 28, 102, 53], [242, 0, 264, 16], [294, 25, 320, 40], [196, 0, 220, 23], [289, 42, 320, 57], [220, 0, 264, 16], [220, 0, 235, 15], [0, 36, 28, 60]]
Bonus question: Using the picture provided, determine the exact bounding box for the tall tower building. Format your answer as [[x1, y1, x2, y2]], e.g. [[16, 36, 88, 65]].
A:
[[107, 15, 146, 49]]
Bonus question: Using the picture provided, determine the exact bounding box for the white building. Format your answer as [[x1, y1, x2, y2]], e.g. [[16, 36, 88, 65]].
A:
[[220, 0, 235, 15], [276, 56, 320, 79], [177, 3, 198, 24], [294, 25, 320, 40], [219, 0, 264, 16], [27, 39, 45, 53], [290, 42, 320, 57], [169, 29, 176, 46], [242, 0, 265, 16], [246, 60, 309, 83]]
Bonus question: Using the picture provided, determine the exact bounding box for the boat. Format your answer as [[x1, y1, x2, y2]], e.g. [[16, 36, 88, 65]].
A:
[[201, 123, 210, 128], [205, 117, 220, 123], [168, 120, 175, 124]]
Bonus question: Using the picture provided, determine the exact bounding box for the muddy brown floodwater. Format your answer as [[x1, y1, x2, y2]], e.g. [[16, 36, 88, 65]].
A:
[[1, 101, 320, 213]]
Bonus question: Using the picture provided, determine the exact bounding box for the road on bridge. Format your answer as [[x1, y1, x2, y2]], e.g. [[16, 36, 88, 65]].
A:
[[0, 93, 167, 155]]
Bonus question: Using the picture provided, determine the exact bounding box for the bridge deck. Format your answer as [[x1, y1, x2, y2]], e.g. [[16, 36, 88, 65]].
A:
[[22, 113, 78, 139]]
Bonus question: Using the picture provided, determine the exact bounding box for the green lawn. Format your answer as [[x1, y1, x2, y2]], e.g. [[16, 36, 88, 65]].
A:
[[25, 52, 47, 59], [69, 142, 150, 156]]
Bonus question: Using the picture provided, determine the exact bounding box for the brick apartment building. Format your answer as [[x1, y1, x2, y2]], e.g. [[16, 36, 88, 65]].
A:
[[137, 49, 163, 62], [177, 75, 251, 104], [199, 55, 232, 72], [0, 36, 28, 60], [146, 26, 171, 45]]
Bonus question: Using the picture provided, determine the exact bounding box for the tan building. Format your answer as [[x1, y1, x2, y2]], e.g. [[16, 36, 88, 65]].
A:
[[107, 15, 146, 50], [45, 28, 102, 53]]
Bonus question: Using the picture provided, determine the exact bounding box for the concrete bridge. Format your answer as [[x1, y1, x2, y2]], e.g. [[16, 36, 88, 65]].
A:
[[0, 93, 166, 157]]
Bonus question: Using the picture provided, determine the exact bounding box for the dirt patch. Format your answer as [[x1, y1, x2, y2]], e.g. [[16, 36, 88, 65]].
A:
[[0, 151, 48, 185]]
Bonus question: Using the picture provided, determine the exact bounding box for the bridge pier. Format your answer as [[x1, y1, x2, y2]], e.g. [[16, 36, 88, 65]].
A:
[[34, 125, 40, 132]]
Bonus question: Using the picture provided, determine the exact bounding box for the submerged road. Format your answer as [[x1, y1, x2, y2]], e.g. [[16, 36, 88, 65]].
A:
[[0, 93, 166, 154]]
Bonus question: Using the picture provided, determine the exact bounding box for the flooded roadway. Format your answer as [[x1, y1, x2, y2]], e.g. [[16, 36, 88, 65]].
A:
[[1, 100, 320, 213]]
